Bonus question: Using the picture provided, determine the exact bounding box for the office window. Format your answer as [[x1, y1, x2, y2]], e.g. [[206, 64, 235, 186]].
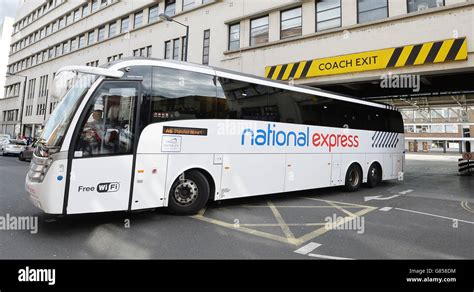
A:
[[79, 35, 86, 48], [173, 38, 180, 60], [181, 37, 187, 61], [91, 0, 99, 12], [183, 0, 195, 11], [56, 44, 62, 56], [358, 0, 388, 23], [66, 12, 72, 25], [59, 17, 65, 29], [63, 41, 70, 54], [165, 41, 172, 59], [281, 7, 302, 39], [74, 9, 80, 21], [147, 46, 153, 57], [109, 22, 117, 37], [165, 0, 176, 16], [316, 0, 341, 31], [88, 31, 96, 45], [250, 16, 269, 46], [82, 4, 90, 17], [134, 11, 143, 28], [407, 0, 444, 12], [49, 48, 55, 59], [228, 23, 240, 50], [202, 29, 210, 65], [149, 5, 159, 22], [121, 17, 130, 33], [98, 26, 106, 41], [71, 38, 77, 51]]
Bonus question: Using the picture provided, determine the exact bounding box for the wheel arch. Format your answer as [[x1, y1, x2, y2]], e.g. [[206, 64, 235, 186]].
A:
[[169, 167, 217, 202]]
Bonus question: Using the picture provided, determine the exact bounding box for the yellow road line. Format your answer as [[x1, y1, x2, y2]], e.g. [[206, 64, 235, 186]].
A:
[[191, 214, 292, 245], [301, 197, 375, 209], [242, 205, 368, 208], [240, 223, 327, 227], [326, 201, 356, 217], [267, 200, 298, 244]]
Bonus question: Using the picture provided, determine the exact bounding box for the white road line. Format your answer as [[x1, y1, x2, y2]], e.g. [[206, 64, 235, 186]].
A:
[[379, 207, 393, 212], [399, 189, 414, 195], [294, 242, 353, 260], [294, 242, 321, 255], [308, 253, 353, 260], [395, 208, 474, 225]]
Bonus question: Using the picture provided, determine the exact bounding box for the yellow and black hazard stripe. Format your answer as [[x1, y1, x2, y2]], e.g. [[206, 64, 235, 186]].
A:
[[265, 37, 468, 81]]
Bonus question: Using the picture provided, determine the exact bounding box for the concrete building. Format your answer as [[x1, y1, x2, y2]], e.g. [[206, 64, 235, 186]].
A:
[[0, 16, 16, 136], [1, 0, 473, 151]]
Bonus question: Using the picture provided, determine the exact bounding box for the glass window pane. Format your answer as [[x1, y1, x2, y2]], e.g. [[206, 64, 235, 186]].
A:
[[358, 6, 388, 23], [317, 0, 341, 11], [281, 7, 301, 21], [318, 7, 341, 22], [408, 0, 445, 12], [317, 18, 341, 31], [358, 0, 388, 12]]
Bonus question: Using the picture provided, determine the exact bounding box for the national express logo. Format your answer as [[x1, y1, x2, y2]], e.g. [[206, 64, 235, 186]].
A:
[[241, 124, 359, 152]]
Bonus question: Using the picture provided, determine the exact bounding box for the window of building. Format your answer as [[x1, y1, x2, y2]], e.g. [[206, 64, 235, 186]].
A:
[[358, 0, 388, 23], [281, 7, 302, 39], [74, 9, 80, 21], [56, 44, 62, 56], [149, 5, 159, 22], [134, 11, 143, 28], [97, 26, 106, 42], [88, 31, 96, 45], [109, 21, 117, 37], [407, 0, 444, 12], [28, 79, 36, 99], [183, 0, 195, 11], [250, 16, 269, 46], [91, 0, 99, 12], [228, 23, 240, 50], [316, 0, 341, 31], [79, 35, 86, 48], [202, 29, 210, 65], [165, 0, 176, 16], [63, 41, 70, 54], [147, 45, 153, 58], [164, 41, 172, 59], [121, 17, 130, 33], [82, 4, 90, 17], [71, 38, 77, 51], [66, 12, 72, 25], [181, 37, 187, 61], [173, 38, 180, 60], [59, 17, 65, 29]]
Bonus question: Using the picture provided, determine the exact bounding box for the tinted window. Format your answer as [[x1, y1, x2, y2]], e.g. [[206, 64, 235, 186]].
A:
[[217, 78, 278, 121], [140, 67, 217, 127]]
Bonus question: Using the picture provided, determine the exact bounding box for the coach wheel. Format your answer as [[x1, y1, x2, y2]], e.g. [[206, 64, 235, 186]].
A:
[[367, 163, 382, 188], [344, 164, 362, 192], [168, 170, 210, 215]]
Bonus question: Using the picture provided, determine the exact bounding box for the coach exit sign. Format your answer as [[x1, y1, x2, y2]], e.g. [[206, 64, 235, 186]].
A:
[[264, 37, 468, 81]]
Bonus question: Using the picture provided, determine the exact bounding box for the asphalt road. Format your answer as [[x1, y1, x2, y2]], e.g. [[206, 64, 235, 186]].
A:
[[0, 153, 473, 259]]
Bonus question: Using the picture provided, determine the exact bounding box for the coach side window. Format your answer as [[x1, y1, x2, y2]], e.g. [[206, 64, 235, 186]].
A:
[[143, 67, 217, 125], [217, 78, 277, 121]]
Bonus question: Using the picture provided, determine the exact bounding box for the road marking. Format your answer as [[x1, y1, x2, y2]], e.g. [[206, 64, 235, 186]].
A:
[[399, 189, 414, 195], [364, 194, 400, 202], [294, 242, 321, 255], [192, 198, 377, 246], [294, 242, 353, 260], [379, 207, 393, 212], [308, 253, 353, 260], [395, 208, 474, 225], [364, 190, 414, 202], [461, 202, 474, 214], [267, 200, 297, 244]]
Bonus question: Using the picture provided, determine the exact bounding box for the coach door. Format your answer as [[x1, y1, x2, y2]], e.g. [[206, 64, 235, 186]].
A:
[[66, 81, 141, 214]]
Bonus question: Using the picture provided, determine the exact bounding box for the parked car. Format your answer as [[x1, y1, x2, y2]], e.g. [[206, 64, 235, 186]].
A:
[[19, 141, 37, 162], [1, 139, 27, 156]]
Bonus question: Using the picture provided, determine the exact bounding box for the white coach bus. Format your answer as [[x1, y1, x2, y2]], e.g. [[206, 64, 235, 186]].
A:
[[26, 58, 405, 215]]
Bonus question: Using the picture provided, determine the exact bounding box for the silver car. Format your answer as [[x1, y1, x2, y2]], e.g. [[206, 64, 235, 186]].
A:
[[1, 139, 27, 156]]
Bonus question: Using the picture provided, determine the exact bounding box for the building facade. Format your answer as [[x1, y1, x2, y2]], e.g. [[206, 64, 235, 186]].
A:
[[0, 16, 16, 136], [1, 0, 473, 152]]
